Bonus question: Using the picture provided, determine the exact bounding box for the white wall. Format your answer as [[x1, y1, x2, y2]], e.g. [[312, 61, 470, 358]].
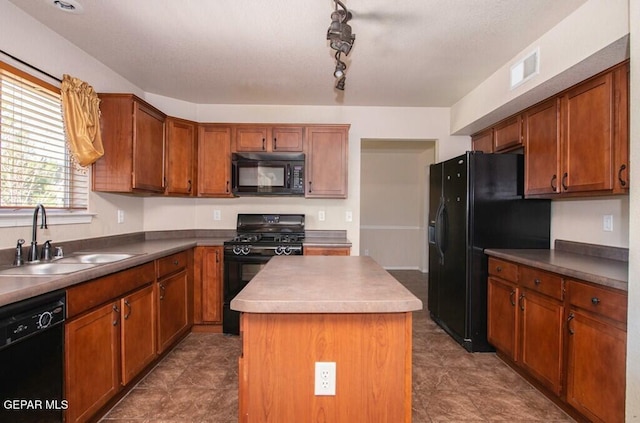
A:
[[0, 0, 146, 248]]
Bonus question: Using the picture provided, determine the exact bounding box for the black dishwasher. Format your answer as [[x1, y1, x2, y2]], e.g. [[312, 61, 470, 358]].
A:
[[0, 290, 66, 422]]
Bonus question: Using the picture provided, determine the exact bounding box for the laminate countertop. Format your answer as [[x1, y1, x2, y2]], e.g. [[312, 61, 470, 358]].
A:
[[484, 248, 628, 292], [230, 256, 423, 313], [0, 232, 352, 308]]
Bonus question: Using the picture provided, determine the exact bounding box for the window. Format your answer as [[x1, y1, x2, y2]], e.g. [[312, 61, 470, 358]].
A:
[[0, 61, 88, 210]]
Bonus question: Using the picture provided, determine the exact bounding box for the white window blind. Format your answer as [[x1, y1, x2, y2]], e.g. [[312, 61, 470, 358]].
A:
[[0, 61, 88, 209]]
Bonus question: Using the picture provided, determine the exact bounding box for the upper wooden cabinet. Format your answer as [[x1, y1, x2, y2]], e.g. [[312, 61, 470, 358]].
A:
[[165, 117, 196, 196], [494, 115, 523, 152], [304, 125, 349, 198], [523, 62, 629, 198], [197, 124, 233, 197], [94, 94, 166, 194], [471, 128, 493, 153], [233, 125, 303, 152]]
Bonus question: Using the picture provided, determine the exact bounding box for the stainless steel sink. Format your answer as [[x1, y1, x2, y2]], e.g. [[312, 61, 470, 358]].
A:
[[55, 252, 138, 264], [0, 262, 97, 276]]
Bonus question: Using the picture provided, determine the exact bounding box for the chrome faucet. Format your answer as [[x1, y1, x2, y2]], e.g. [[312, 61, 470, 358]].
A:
[[28, 204, 48, 262]]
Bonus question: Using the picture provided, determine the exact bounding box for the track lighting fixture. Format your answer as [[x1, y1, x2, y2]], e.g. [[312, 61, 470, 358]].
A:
[[327, 0, 355, 90]]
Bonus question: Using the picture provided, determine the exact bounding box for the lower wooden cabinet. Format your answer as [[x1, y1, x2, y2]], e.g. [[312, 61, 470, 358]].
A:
[[519, 288, 564, 395], [303, 246, 351, 256], [65, 252, 192, 422], [121, 284, 156, 385], [565, 280, 627, 423], [157, 253, 190, 354], [193, 246, 224, 325], [65, 301, 121, 423], [487, 257, 627, 422]]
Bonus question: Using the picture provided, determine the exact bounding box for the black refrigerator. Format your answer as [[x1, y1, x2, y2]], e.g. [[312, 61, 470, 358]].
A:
[[427, 151, 550, 352]]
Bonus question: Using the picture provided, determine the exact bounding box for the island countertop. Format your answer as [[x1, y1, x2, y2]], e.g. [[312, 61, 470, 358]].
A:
[[230, 255, 423, 314]]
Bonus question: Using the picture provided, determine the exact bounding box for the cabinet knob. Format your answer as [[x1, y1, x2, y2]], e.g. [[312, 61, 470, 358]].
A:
[[591, 297, 600, 305], [534, 278, 541, 285], [174, 260, 180, 266], [496, 266, 502, 273]]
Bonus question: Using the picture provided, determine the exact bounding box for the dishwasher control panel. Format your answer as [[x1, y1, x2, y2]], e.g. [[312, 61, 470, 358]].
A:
[[0, 291, 65, 349]]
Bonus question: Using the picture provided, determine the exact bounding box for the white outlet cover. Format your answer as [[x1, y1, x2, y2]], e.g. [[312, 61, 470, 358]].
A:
[[314, 362, 336, 396]]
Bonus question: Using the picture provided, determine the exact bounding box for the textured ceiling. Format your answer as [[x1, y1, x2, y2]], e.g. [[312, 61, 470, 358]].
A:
[[9, 0, 587, 107]]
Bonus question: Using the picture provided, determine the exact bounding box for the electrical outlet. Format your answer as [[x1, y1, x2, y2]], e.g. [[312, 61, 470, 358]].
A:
[[213, 209, 221, 221], [603, 214, 613, 232], [117, 209, 124, 224], [314, 362, 336, 396], [345, 211, 353, 222], [318, 210, 325, 222]]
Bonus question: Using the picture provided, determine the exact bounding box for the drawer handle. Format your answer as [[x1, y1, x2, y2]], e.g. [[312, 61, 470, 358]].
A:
[[534, 278, 541, 286], [591, 297, 600, 305], [124, 299, 132, 320], [618, 164, 627, 187], [112, 304, 120, 326], [496, 266, 502, 273]]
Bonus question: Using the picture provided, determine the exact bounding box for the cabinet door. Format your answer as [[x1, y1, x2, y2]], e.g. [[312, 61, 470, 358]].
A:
[[494, 115, 522, 152], [198, 125, 232, 197], [165, 117, 196, 196], [561, 72, 614, 193], [519, 289, 564, 395], [487, 277, 518, 360], [524, 98, 561, 196], [157, 270, 189, 354], [235, 126, 269, 151], [121, 284, 156, 385], [612, 63, 630, 192], [272, 126, 303, 151], [133, 101, 165, 192], [201, 247, 223, 323], [305, 126, 349, 198], [65, 302, 121, 423], [471, 128, 493, 153], [566, 308, 626, 423]]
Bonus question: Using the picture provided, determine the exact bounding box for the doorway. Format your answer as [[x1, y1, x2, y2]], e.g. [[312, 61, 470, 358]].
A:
[[360, 139, 436, 271]]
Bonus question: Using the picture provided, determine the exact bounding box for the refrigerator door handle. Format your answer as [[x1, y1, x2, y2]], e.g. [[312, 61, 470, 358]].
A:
[[434, 198, 446, 264]]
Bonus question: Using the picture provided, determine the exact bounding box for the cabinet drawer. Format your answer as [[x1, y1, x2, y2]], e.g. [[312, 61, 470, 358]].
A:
[[67, 262, 155, 319], [488, 258, 518, 282], [567, 280, 627, 324], [157, 251, 188, 278], [520, 266, 563, 300]]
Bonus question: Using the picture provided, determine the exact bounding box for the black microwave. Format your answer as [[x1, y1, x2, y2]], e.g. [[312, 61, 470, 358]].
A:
[[231, 152, 305, 196]]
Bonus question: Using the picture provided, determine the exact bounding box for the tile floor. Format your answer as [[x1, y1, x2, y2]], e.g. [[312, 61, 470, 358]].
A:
[[101, 270, 573, 422]]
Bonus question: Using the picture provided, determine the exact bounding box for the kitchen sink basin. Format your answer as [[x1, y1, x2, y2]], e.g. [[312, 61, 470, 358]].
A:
[[55, 252, 139, 264], [0, 262, 97, 276]]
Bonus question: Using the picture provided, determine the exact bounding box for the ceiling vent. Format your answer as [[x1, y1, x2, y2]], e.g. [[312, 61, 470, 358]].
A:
[[510, 48, 539, 89]]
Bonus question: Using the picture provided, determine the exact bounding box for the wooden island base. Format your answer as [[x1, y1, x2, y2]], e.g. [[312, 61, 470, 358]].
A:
[[239, 311, 413, 423]]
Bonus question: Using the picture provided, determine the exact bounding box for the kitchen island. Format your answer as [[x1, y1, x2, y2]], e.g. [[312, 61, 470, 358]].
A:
[[231, 256, 422, 423]]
